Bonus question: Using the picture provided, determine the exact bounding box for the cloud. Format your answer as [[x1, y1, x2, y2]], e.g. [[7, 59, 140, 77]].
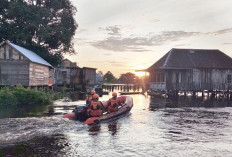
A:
[[222, 43, 232, 45], [103, 53, 112, 56], [90, 36, 151, 52], [90, 30, 200, 52], [87, 60, 125, 67], [99, 25, 121, 36], [89, 26, 232, 52], [211, 28, 232, 35], [151, 18, 160, 23], [109, 61, 125, 67], [174, 44, 191, 46]]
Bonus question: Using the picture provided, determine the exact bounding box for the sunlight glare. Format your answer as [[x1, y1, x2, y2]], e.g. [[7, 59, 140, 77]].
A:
[[135, 72, 146, 77]]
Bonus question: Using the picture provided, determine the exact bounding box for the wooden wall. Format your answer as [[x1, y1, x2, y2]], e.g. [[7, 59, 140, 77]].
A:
[[149, 68, 232, 91], [29, 62, 49, 86], [0, 60, 29, 86], [83, 68, 96, 85], [54, 68, 71, 86], [70, 68, 80, 85]]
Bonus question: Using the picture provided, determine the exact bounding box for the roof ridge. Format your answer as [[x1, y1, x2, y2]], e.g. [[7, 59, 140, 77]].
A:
[[8, 42, 52, 67], [172, 48, 219, 51], [163, 49, 173, 67]]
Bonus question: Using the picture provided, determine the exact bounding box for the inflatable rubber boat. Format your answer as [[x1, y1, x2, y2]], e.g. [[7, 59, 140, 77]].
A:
[[63, 96, 133, 125]]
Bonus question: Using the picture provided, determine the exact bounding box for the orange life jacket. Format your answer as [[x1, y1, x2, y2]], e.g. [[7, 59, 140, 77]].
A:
[[86, 95, 93, 102], [90, 101, 101, 110], [108, 98, 119, 112], [88, 101, 102, 117], [110, 98, 118, 107]]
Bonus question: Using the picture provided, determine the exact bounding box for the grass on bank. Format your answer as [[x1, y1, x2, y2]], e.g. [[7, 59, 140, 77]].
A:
[[0, 85, 64, 106]]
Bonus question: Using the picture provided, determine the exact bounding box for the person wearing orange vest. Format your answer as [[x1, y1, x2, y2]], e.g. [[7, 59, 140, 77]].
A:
[[107, 92, 121, 113], [88, 94, 105, 117], [86, 90, 96, 108]]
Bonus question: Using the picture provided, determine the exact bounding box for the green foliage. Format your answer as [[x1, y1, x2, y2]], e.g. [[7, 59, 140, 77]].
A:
[[118, 72, 137, 84], [0, 85, 63, 106], [0, 0, 77, 66], [0, 87, 17, 105], [104, 71, 117, 83]]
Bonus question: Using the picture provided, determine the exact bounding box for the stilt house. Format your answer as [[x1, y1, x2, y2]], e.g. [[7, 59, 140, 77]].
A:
[[0, 41, 53, 86], [147, 48, 232, 92], [54, 59, 96, 87]]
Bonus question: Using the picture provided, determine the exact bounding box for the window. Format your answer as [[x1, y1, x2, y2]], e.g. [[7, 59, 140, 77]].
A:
[[161, 73, 164, 82], [176, 73, 182, 83], [227, 75, 231, 83], [0, 47, 4, 59], [9, 47, 13, 59], [157, 73, 161, 82], [12, 49, 19, 60], [20, 54, 24, 60], [5, 45, 9, 59], [153, 73, 156, 82], [153, 73, 164, 83]]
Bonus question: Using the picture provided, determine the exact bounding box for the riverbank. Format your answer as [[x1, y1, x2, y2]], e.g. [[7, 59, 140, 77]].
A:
[[0, 85, 64, 106]]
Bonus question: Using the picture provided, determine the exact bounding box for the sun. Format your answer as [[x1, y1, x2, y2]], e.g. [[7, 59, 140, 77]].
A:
[[135, 72, 146, 77]]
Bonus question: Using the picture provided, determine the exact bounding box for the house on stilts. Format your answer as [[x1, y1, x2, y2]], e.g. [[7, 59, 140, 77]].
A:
[[0, 40, 53, 87], [146, 48, 232, 95]]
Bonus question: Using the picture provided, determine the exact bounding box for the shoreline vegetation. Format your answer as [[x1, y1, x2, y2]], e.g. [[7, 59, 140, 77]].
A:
[[0, 85, 64, 106]]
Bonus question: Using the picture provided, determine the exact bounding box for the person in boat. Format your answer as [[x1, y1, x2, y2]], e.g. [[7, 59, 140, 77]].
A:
[[107, 92, 121, 113], [88, 94, 105, 117], [86, 90, 96, 108]]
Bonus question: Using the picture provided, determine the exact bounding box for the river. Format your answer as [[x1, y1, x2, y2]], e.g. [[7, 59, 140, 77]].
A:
[[0, 92, 232, 157]]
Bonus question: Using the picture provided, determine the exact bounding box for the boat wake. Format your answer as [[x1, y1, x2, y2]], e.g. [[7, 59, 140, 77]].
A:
[[0, 116, 86, 147]]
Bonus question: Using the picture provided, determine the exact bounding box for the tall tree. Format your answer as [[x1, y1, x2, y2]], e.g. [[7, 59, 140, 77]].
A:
[[0, 0, 77, 65], [104, 71, 117, 83], [118, 72, 137, 84]]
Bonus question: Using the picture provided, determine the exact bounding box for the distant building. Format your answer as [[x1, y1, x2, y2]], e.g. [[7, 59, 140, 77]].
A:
[[96, 73, 104, 85], [81, 67, 96, 86], [55, 59, 80, 86], [54, 59, 96, 87], [147, 48, 232, 91], [0, 41, 53, 86]]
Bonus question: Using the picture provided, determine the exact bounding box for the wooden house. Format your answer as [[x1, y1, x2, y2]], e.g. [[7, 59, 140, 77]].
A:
[[147, 48, 232, 92], [0, 41, 53, 86], [54, 60, 96, 87], [81, 67, 96, 85]]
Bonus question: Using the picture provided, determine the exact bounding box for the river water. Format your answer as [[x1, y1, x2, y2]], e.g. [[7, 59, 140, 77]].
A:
[[1, 92, 232, 157]]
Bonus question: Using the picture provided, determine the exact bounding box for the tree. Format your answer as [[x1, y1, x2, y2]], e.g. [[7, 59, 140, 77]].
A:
[[97, 71, 104, 76], [118, 72, 137, 84], [0, 0, 77, 65], [104, 71, 117, 83]]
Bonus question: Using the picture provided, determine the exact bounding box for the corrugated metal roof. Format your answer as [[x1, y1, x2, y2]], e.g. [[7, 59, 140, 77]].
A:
[[148, 48, 232, 70], [9, 42, 52, 67]]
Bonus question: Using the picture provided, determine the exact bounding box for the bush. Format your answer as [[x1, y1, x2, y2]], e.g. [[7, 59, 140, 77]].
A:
[[0, 85, 63, 106], [0, 87, 18, 105]]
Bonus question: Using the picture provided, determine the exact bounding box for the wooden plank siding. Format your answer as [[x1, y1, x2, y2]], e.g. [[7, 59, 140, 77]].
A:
[[29, 62, 49, 86], [54, 68, 71, 86], [149, 69, 232, 91], [82, 68, 96, 85], [147, 49, 232, 91], [70, 68, 81, 85], [0, 60, 30, 86], [0, 41, 53, 87]]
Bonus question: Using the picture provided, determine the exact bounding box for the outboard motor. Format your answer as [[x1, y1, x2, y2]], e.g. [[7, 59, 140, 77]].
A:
[[72, 106, 88, 121]]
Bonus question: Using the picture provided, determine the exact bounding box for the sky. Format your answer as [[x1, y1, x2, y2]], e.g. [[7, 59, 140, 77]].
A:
[[66, 0, 232, 77]]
